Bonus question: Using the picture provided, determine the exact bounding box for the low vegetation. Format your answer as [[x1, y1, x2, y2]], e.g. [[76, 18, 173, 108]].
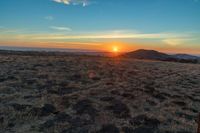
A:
[[0, 52, 200, 133]]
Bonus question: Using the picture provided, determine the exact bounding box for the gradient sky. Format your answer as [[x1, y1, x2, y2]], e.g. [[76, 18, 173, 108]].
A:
[[0, 0, 200, 54]]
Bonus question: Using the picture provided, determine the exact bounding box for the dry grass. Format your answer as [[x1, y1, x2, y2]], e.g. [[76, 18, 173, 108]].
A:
[[0, 54, 200, 133]]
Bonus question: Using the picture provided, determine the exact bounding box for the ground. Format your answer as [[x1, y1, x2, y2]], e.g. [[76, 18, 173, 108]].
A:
[[0, 54, 200, 133]]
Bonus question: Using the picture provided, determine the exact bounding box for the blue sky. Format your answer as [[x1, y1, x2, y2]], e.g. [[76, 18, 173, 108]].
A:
[[0, 0, 200, 53]]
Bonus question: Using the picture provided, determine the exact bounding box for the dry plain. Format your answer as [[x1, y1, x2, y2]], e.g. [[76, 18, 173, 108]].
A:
[[0, 53, 200, 133]]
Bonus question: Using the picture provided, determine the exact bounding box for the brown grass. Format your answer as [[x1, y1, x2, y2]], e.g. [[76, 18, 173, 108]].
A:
[[0, 54, 200, 133]]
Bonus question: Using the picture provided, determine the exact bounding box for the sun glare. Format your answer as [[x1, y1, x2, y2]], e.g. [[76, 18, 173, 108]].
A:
[[113, 46, 119, 52]]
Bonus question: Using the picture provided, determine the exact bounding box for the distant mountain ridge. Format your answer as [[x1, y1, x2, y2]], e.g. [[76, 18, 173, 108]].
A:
[[121, 49, 200, 64], [173, 54, 200, 60]]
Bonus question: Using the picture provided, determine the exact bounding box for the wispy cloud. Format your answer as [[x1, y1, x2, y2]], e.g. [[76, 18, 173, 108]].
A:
[[45, 16, 54, 21], [0, 29, 195, 47], [52, 0, 91, 7], [50, 26, 72, 31], [29, 32, 189, 40], [162, 38, 195, 46]]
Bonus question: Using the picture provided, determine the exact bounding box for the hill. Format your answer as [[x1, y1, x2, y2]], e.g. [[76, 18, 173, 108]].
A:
[[121, 49, 199, 64], [121, 49, 173, 60]]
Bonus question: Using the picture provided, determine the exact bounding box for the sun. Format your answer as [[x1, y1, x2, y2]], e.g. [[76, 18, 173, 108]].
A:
[[112, 46, 119, 52]]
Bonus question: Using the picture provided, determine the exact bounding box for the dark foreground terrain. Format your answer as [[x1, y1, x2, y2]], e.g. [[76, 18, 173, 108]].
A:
[[0, 53, 200, 133]]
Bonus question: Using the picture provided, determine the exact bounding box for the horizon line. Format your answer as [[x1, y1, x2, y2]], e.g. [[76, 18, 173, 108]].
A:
[[0, 45, 199, 56]]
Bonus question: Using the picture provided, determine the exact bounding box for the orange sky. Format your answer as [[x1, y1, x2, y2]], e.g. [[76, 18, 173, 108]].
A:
[[0, 40, 200, 55], [0, 28, 199, 54]]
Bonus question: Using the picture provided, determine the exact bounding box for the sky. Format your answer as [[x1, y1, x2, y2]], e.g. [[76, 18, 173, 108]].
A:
[[0, 0, 200, 54]]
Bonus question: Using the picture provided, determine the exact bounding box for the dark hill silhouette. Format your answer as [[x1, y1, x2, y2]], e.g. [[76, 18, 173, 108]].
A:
[[120, 49, 199, 64], [121, 49, 173, 60]]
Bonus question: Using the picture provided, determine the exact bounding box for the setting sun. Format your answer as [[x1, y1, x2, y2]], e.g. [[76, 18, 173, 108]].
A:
[[112, 46, 119, 52]]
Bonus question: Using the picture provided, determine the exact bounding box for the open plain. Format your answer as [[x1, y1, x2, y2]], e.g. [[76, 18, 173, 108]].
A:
[[0, 53, 200, 133]]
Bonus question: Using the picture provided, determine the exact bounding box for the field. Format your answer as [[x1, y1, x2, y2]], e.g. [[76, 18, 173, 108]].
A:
[[0, 53, 200, 133]]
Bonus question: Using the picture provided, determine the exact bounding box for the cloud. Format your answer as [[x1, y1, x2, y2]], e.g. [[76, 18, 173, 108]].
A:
[[1, 29, 194, 47], [52, 0, 90, 6], [163, 39, 184, 46], [163, 38, 194, 46], [45, 16, 54, 21], [50, 26, 72, 31], [53, 0, 70, 5], [3, 31, 188, 41], [28, 31, 189, 40]]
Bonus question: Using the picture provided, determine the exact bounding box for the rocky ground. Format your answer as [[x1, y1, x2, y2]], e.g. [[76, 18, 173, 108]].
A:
[[0, 54, 200, 133]]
